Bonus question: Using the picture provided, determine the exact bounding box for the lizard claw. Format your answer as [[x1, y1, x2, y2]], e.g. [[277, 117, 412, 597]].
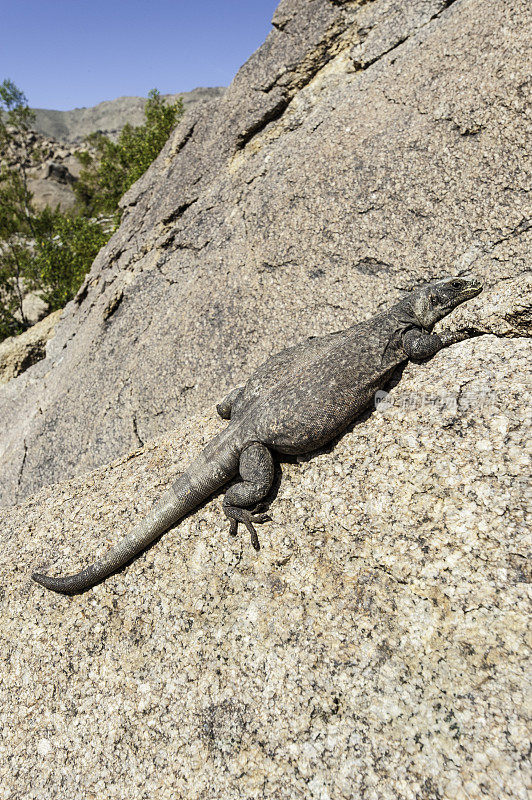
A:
[[223, 506, 270, 550], [251, 511, 271, 523]]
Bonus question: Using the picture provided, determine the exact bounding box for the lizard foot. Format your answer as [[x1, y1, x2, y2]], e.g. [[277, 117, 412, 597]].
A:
[[223, 506, 271, 551]]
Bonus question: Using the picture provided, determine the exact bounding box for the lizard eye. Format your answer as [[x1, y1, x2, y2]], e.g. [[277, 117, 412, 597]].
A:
[[451, 280, 463, 290]]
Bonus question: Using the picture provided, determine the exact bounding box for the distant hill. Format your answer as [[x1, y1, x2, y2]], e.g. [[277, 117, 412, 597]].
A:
[[0, 86, 227, 213], [30, 87, 226, 144]]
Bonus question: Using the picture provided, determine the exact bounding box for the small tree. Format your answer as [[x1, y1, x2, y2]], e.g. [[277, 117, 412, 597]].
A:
[[75, 89, 183, 217], [0, 80, 38, 337], [32, 208, 108, 310], [0, 82, 182, 344]]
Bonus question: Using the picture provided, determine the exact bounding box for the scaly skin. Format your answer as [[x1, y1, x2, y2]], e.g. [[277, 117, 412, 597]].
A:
[[33, 276, 482, 593]]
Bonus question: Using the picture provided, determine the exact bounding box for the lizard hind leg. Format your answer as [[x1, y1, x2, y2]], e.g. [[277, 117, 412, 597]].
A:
[[223, 442, 274, 550]]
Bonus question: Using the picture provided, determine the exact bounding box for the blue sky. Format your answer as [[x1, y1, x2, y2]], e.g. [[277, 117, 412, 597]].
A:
[[0, 0, 280, 110]]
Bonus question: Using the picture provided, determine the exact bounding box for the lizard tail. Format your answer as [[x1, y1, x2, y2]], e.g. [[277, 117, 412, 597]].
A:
[[32, 486, 188, 593], [32, 429, 240, 594]]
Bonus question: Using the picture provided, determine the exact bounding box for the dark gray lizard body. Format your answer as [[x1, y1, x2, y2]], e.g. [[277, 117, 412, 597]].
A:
[[33, 276, 482, 593]]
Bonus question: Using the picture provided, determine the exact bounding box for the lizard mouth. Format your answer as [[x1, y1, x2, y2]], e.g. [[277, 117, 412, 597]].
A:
[[466, 279, 483, 295], [462, 282, 483, 302]]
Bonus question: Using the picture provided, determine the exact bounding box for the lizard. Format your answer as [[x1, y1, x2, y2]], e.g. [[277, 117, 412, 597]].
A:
[[32, 275, 482, 594]]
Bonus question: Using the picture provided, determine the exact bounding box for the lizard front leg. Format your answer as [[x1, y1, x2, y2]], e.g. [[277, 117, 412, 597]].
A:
[[216, 386, 244, 420], [223, 442, 274, 550], [402, 328, 469, 362]]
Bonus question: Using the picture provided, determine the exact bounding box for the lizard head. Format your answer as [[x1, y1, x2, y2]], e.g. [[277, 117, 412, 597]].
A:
[[409, 276, 483, 329]]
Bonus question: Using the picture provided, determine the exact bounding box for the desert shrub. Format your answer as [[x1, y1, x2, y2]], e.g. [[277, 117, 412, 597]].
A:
[[0, 82, 181, 342], [74, 89, 183, 217], [0, 80, 39, 338], [31, 209, 108, 310]]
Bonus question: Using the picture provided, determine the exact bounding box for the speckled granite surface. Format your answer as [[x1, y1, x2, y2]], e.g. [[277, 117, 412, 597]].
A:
[[1, 331, 530, 799]]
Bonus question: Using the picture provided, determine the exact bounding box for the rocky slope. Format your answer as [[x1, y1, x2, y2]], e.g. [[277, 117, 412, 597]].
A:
[[0, 0, 530, 512], [1, 328, 529, 799], [0, 126, 92, 211]]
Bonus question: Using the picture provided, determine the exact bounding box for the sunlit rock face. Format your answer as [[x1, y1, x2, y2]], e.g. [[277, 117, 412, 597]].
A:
[[0, 0, 529, 512]]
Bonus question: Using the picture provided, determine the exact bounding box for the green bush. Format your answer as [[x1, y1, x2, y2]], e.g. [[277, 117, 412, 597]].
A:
[[0, 80, 38, 339], [31, 209, 108, 310], [0, 81, 182, 343], [0, 171, 35, 338], [74, 89, 183, 217]]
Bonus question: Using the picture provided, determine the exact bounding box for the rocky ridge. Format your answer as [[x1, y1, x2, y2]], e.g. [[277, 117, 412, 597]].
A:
[[1, 88, 226, 213], [31, 87, 226, 144]]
